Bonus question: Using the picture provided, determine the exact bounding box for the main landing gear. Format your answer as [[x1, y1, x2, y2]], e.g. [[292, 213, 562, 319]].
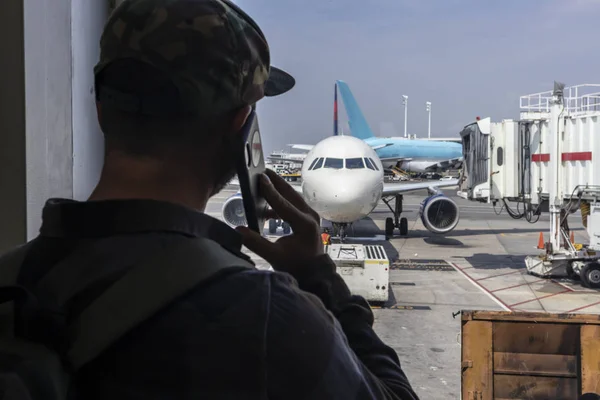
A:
[[382, 194, 408, 239], [268, 219, 291, 235]]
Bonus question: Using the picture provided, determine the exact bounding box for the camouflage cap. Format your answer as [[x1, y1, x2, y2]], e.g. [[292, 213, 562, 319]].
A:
[[94, 0, 295, 116]]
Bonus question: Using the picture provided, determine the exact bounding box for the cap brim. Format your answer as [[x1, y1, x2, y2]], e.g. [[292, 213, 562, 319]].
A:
[[265, 66, 295, 97]]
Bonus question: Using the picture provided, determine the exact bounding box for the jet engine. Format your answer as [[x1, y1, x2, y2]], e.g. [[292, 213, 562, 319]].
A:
[[222, 193, 247, 228], [419, 193, 460, 234]]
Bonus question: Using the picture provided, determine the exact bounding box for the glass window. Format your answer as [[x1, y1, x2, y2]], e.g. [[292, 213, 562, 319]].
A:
[[364, 157, 375, 170], [497, 147, 504, 166], [346, 157, 365, 169], [307, 158, 319, 170], [324, 158, 343, 169], [368, 158, 380, 170], [312, 157, 324, 170]]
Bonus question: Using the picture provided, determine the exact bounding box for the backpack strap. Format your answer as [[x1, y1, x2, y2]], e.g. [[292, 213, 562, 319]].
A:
[[63, 237, 254, 372], [0, 242, 36, 337]]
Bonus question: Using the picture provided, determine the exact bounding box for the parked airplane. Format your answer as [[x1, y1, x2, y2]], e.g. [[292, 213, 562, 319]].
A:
[[291, 81, 464, 173], [222, 135, 460, 240]]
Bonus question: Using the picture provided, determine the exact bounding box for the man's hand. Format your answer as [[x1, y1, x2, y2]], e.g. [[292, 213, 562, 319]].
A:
[[236, 169, 323, 273]]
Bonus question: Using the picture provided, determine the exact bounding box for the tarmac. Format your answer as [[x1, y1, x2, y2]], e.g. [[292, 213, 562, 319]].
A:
[[206, 184, 596, 400]]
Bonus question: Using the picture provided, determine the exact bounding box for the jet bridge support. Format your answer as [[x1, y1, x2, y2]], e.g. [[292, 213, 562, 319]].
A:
[[458, 82, 600, 287]]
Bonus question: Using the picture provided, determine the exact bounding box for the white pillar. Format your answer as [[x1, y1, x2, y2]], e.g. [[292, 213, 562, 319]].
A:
[[402, 95, 408, 138], [0, 0, 107, 252], [548, 83, 565, 252], [426, 101, 432, 139]]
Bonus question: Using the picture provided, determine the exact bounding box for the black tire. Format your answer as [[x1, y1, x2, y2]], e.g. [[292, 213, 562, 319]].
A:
[[385, 218, 394, 239], [282, 222, 291, 235], [399, 217, 408, 236], [581, 262, 600, 289], [268, 219, 277, 234]]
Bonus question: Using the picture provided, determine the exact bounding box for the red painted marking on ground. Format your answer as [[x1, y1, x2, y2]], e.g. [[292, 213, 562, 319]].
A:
[[456, 265, 474, 270], [490, 279, 545, 293], [550, 279, 575, 292], [475, 270, 522, 282], [509, 290, 570, 308], [567, 300, 600, 313], [449, 262, 513, 311]]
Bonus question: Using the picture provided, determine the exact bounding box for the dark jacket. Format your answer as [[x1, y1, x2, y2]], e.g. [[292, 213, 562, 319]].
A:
[[8, 198, 419, 400]]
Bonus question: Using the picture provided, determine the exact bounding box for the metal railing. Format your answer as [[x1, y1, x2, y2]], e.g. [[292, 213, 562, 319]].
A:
[[520, 84, 600, 114]]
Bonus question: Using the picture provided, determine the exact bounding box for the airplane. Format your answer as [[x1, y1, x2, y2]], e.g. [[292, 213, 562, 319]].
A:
[[266, 150, 306, 164], [290, 81, 464, 173], [221, 134, 460, 240]]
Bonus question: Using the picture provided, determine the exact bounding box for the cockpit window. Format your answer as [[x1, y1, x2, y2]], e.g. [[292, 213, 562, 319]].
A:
[[307, 158, 319, 170], [364, 157, 375, 170], [346, 158, 364, 169], [368, 158, 380, 170], [324, 158, 343, 169], [312, 157, 324, 170]]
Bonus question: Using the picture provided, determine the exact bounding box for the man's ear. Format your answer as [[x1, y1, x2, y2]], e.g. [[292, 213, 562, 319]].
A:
[[231, 105, 253, 136]]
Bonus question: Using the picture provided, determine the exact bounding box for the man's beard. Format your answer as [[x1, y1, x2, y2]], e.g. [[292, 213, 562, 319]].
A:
[[209, 151, 237, 197]]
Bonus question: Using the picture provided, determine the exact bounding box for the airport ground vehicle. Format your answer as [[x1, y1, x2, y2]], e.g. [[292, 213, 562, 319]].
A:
[[458, 82, 600, 286], [462, 310, 600, 399], [325, 243, 390, 302]]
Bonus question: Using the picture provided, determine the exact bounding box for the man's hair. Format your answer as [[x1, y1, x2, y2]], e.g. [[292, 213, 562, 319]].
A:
[[95, 59, 234, 157]]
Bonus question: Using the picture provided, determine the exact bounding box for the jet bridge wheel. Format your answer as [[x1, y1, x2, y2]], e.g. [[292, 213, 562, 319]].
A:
[[580, 262, 600, 289]]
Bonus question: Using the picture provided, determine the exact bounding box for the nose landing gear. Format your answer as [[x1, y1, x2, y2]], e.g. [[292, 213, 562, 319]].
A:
[[382, 194, 408, 239], [332, 223, 349, 242]]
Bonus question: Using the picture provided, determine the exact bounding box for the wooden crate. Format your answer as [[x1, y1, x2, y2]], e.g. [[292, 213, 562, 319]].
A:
[[461, 310, 600, 400]]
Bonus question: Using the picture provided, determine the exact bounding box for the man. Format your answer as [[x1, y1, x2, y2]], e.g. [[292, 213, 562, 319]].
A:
[[321, 227, 332, 245], [4, 0, 419, 398]]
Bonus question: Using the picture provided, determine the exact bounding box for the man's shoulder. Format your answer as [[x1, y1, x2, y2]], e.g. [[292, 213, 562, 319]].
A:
[[175, 265, 302, 317]]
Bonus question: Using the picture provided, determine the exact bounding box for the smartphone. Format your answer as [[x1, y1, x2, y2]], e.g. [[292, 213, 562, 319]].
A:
[[233, 108, 268, 234]]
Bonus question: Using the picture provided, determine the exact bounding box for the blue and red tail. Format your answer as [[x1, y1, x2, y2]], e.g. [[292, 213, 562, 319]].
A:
[[334, 83, 339, 136], [335, 80, 375, 140]]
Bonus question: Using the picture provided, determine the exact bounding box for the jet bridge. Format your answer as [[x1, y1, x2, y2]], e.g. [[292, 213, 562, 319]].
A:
[[458, 82, 600, 286]]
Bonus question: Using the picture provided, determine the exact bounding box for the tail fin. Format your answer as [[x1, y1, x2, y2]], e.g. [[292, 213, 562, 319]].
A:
[[334, 83, 338, 136], [335, 80, 375, 140]]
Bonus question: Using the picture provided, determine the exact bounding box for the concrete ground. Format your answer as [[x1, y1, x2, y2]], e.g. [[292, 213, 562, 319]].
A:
[[206, 185, 597, 400]]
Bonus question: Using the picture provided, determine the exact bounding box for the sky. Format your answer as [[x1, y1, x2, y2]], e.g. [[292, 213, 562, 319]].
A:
[[233, 0, 600, 154]]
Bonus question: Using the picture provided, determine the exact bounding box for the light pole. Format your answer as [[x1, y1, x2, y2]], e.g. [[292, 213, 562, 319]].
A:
[[402, 95, 408, 138], [425, 101, 432, 139]]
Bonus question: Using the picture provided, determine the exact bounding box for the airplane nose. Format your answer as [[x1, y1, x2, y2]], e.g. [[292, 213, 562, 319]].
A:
[[319, 181, 366, 221]]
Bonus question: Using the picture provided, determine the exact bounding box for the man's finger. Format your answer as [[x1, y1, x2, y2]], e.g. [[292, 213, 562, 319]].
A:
[[236, 226, 281, 265], [264, 208, 280, 220], [264, 170, 312, 213], [263, 170, 320, 224], [260, 175, 314, 229]]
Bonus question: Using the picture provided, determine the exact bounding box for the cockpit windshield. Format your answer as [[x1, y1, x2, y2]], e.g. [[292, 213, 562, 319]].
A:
[[311, 157, 324, 170], [345, 158, 365, 169], [308, 156, 377, 171], [324, 158, 343, 169]]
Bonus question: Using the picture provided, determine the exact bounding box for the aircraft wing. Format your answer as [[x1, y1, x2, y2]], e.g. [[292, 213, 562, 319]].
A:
[[382, 179, 459, 197], [289, 144, 314, 151], [266, 155, 306, 164], [418, 138, 462, 143], [370, 143, 394, 151]]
